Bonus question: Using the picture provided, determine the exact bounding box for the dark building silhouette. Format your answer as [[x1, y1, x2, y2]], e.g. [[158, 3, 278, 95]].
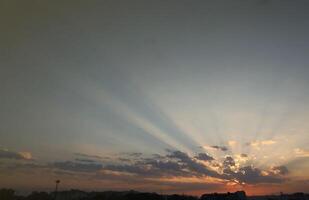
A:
[[201, 191, 247, 200], [280, 193, 309, 200]]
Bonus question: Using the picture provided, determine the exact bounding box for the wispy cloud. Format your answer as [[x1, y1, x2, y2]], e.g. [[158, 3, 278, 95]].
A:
[[272, 165, 289, 175], [201, 145, 228, 152], [75, 158, 97, 163], [0, 149, 33, 160], [240, 153, 248, 158], [52, 161, 102, 173], [294, 148, 309, 157], [74, 152, 104, 160], [228, 140, 237, 147], [246, 140, 277, 149]]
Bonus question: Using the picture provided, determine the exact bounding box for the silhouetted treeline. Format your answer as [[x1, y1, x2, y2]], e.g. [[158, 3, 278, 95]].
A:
[[0, 188, 308, 200], [0, 189, 197, 200]]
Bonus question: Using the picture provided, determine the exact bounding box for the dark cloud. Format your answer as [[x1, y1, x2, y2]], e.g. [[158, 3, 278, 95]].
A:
[[211, 146, 228, 151], [6, 150, 287, 185], [104, 156, 191, 177], [151, 153, 166, 160], [117, 152, 144, 162], [118, 158, 132, 162], [0, 149, 31, 160], [75, 158, 97, 163], [100, 150, 287, 184], [140, 159, 190, 177], [195, 153, 214, 161], [146, 160, 183, 172], [224, 165, 285, 184], [240, 154, 248, 158], [0, 150, 24, 160], [239, 166, 285, 184], [101, 150, 221, 178], [167, 150, 222, 178], [74, 153, 103, 160], [217, 155, 288, 184], [166, 150, 191, 162], [127, 152, 143, 157], [223, 156, 235, 167], [52, 161, 102, 173]]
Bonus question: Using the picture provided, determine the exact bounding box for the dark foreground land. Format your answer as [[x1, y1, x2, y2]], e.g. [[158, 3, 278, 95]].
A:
[[1, 189, 308, 200]]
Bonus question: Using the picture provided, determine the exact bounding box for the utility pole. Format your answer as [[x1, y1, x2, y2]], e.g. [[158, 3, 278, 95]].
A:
[[54, 180, 60, 200]]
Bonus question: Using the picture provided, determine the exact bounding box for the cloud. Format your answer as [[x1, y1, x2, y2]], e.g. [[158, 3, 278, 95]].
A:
[[0, 149, 32, 160], [117, 152, 144, 162], [104, 164, 151, 176], [99, 150, 288, 185], [52, 161, 102, 172], [100, 150, 222, 179], [125, 152, 143, 157], [145, 160, 185, 174], [105, 152, 192, 178], [223, 156, 235, 167], [294, 148, 309, 157], [118, 158, 132, 162], [202, 145, 228, 152], [240, 154, 248, 158], [261, 140, 276, 145], [166, 150, 222, 178], [1, 149, 287, 187], [195, 153, 214, 161], [211, 146, 228, 151], [272, 165, 289, 175], [228, 140, 237, 147], [74, 152, 103, 160], [1, 149, 289, 187], [233, 154, 249, 163], [3, 162, 47, 171], [220, 155, 287, 184], [75, 158, 97, 163], [246, 140, 277, 148], [225, 165, 285, 184], [18, 152, 33, 160], [166, 150, 192, 161]]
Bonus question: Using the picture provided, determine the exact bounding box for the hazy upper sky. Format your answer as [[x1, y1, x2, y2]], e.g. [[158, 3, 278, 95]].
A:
[[0, 0, 309, 195]]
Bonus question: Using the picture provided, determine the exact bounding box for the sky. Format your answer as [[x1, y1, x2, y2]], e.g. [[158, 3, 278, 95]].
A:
[[0, 0, 309, 196]]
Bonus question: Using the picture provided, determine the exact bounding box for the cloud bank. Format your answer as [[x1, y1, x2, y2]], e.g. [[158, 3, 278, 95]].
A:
[[0, 149, 32, 160]]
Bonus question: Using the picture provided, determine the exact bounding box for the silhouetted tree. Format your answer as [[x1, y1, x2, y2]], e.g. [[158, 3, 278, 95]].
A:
[[26, 192, 51, 200], [0, 188, 15, 200]]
